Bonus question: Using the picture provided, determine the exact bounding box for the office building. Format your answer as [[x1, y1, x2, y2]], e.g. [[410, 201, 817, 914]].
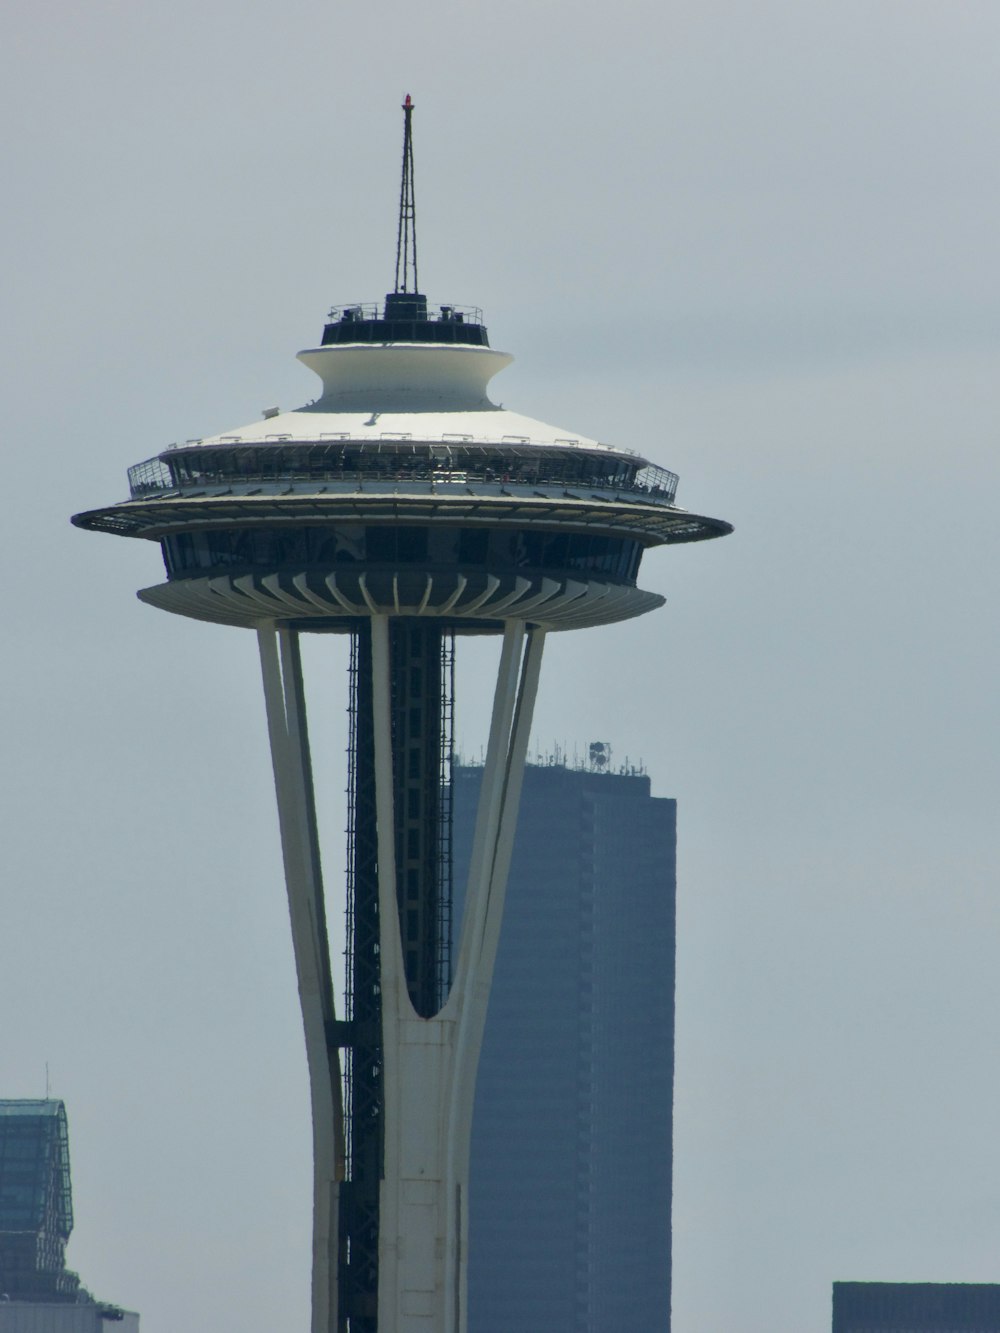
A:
[[453, 755, 675, 1332], [0, 1101, 138, 1333], [833, 1281, 1000, 1330]]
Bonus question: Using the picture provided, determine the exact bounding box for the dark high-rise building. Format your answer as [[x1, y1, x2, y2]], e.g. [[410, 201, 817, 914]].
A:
[[833, 1281, 1000, 1331], [0, 1100, 138, 1333], [453, 755, 676, 1333], [0, 1101, 78, 1304]]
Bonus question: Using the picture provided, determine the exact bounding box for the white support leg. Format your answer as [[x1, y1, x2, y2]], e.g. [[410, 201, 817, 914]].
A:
[[362, 619, 545, 1333], [466, 627, 546, 1004], [443, 627, 546, 1333], [258, 625, 343, 1333], [449, 621, 526, 994]]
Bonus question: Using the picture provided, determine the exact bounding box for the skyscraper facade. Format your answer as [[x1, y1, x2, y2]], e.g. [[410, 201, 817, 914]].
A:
[[453, 758, 676, 1332], [833, 1281, 1000, 1331], [0, 1102, 77, 1305]]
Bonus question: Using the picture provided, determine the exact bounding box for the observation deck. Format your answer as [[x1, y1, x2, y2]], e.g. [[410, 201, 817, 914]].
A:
[[73, 293, 731, 633]]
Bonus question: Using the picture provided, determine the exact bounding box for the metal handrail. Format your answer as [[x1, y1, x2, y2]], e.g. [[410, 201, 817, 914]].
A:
[[326, 302, 484, 325], [158, 435, 646, 459], [127, 458, 679, 505]]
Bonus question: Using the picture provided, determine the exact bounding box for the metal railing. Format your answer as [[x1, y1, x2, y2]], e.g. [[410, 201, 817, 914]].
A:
[[634, 463, 680, 501], [326, 301, 483, 325], [127, 456, 172, 497], [128, 452, 679, 505]]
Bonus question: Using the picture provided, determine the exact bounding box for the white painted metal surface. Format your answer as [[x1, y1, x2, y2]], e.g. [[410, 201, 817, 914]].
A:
[[193, 340, 612, 454], [258, 627, 342, 1333], [295, 343, 513, 409]]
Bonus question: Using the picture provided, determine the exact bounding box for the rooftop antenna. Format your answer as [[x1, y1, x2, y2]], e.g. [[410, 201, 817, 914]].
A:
[[394, 94, 419, 294]]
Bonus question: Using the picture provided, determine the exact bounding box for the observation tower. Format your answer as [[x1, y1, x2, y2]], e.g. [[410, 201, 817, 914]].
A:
[[72, 98, 731, 1333]]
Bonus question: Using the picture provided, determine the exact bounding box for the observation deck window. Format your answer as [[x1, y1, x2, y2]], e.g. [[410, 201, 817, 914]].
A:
[[161, 525, 644, 585]]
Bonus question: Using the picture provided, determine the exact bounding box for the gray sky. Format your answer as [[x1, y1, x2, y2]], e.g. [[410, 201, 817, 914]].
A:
[[3, 2, 1000, 1329]]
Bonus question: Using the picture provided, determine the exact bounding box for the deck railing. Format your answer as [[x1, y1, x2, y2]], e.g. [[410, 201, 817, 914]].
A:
[[127, 452, 679, 505]]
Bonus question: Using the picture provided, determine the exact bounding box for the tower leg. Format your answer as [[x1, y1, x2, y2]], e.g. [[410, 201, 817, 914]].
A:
[[258, 626, 344, 1333], [370, 619, 546, 1333], [444, 626, 546, 1333]]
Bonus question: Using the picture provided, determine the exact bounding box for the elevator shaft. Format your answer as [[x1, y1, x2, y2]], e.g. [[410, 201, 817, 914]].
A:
[[341, 621, 452, 1330]]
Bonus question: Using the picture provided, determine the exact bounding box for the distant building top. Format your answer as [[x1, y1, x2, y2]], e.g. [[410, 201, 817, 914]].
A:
[[0, 1104, 65, 1117], [0, 1100, 134, 1322], [0, 1101, 73, 1242], [832, 1281, 1000, 1331], [455, 741, 648, 781]]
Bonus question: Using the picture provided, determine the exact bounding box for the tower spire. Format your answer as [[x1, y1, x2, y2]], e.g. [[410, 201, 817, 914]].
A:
[[394, 94, 419, 294]]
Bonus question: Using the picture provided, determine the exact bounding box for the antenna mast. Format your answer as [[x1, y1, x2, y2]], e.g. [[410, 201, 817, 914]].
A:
[[394, 94, 419, 294]]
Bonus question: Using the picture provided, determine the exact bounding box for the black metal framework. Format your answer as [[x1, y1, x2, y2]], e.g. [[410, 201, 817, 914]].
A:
[[394, 95, 418, 297], [326, 303, 483, 326], [342, 626, 381, 1331], [390, 621, 440, 1016], [340, 621, 455, 1328], [320, 303, 488, 346]]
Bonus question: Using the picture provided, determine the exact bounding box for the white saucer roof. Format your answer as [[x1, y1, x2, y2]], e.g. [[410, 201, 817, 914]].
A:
[[191, 340, 631, 459]]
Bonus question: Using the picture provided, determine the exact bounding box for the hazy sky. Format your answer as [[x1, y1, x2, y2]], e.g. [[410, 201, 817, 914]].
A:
[[3, 2, 1000, 1330]]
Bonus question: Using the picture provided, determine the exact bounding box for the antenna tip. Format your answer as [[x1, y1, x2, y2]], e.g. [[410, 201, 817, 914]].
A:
[[403, 93, 413, 109]]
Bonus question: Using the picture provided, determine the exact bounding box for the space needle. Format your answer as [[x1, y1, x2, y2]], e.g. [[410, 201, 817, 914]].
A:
[[73, 97, 731, 1333]]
